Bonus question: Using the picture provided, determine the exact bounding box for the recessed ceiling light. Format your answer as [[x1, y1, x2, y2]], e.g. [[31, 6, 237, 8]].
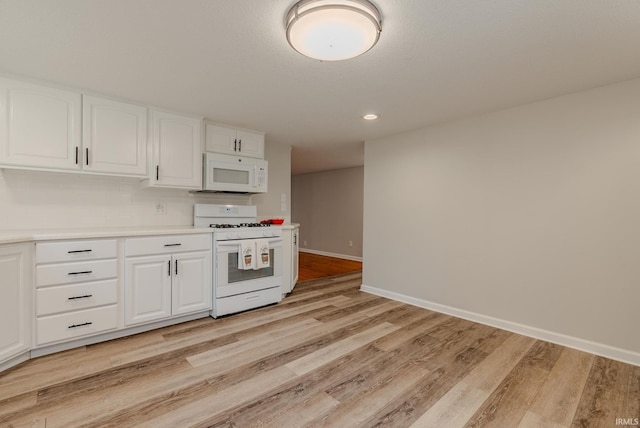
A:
[[363, 113, 378, 120], [285, 0, 382, 62]]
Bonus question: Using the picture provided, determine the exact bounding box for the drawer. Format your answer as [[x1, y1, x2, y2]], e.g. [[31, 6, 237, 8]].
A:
[[36, 279, 118, 316], [36, 305, 118, 346], [36, 259, 117, 288], [36, 239, 117, 264], [214, 287, 281, 317], [126, 234, 211, 257]]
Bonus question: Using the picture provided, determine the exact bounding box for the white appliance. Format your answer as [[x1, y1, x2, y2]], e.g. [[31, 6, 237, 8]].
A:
[[202, 152, 268, 193], [194, 204, 282, 317]]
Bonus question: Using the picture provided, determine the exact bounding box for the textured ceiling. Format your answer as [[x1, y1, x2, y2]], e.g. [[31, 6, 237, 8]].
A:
[[1, 0, 639, 174]]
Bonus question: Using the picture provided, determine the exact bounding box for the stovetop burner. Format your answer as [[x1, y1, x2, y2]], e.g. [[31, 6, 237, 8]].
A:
[[209, 222, 271, 229]]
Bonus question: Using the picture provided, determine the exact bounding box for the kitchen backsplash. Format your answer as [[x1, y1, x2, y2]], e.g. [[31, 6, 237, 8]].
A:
[[0, 168, 250, 231]]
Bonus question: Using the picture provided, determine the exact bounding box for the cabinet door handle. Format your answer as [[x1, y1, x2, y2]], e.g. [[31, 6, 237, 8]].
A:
[[175, 259, 178, 275], [85, 148, 89, 165], [68, 322, 92, 329], [238, 139, 241, 152], [75, 147, 79, 164], [234, 139, 237, 151], [68, 270, 93, 276], [68, 294, 93, 300], [294, 235, 297, 245], [156, 165, 159, 181], [68, 249, 92, 254], [168, 260, 171, 276], [163, 243, 182, 247]]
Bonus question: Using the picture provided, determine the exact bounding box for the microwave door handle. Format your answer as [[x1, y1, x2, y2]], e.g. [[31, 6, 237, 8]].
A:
[[252, 165, 257, 188]]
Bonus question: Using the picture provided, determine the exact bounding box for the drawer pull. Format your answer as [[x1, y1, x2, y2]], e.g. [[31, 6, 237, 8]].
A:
[[68, 294, 93, 300], [68, 249, 93, 254], [68, 271, 93, 276], [164, 243, 182, 247], [68, 322, 93, 329]]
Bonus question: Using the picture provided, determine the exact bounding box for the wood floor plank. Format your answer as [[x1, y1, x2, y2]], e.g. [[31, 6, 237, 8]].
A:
[[186, 318, 323, 368], [518, 410, 568, 428], [312, 361, 430, 427], [261, 391, 341, 428], [527, 348, 594, 426], [360, 346, 490, 427], [285, 322, 400, 375], [409, 381, 490, 428], [141, 366, 300, 428], [110, 295, 351, 366], [374, 311, 448, 351], [463, 333, 536, 392], [571, 356, 635, 427], [204, 344, 386, 427], [464, 341, 563, 428]]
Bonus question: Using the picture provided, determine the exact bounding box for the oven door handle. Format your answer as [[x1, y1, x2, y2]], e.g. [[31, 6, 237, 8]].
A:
[[216, 237, 283, 249]]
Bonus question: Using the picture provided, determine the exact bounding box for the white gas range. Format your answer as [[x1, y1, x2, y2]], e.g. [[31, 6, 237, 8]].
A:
[[194, 204, 283, 317]]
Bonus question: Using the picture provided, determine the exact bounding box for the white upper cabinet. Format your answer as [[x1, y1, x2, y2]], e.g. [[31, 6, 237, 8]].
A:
[[205, 122, 264, 159], [147, 109, 202, 189], [82, 95, 147, 177], [0, 76, 81, 170]]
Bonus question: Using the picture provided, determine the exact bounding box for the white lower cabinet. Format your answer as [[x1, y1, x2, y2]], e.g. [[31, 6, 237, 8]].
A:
[[125, 254, 172, 325], [281, 225, 300, 294], [34, 239, 118, 347], [0, 243, 32, 367], [124, 234, 211, 326]]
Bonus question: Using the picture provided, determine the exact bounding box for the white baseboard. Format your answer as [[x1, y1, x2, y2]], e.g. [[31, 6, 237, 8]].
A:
[[299, 248, 362, 262], [360, 284, 640, 367]]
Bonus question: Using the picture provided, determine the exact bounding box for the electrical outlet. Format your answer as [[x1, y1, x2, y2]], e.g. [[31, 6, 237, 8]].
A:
[[349, 240, 353, 247], [303, 240, 307, 246], [155, 202, 166, 215]]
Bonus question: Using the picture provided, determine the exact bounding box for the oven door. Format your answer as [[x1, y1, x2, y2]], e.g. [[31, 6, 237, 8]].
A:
[[214, 237, 283, 298]]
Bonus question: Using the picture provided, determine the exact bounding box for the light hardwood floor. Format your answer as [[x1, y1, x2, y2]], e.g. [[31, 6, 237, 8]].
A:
[[0, 273, 638, 427]]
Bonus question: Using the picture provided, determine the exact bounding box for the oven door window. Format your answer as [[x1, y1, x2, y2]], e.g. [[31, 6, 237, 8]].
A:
[[227, 249, 274, 283]]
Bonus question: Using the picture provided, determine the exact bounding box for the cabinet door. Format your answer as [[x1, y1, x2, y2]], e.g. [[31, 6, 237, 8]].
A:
[[125, 255, 172, 326], [0, 243, 31, 364], [172, 251, 212, 316], [205, 123, 238, 155], [82, 95, 147, 176], [236, 130, 265, 159], [292, 228, 299, 289], [151, 110, 202, 189], [0, 77, 81, 170]]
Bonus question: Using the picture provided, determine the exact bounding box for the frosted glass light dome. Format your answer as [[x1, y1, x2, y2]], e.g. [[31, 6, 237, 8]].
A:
[[286, 0, 382, 61]]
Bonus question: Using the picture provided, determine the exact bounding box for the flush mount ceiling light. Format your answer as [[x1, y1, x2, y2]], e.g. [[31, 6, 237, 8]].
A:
[[285, 0, 382, 61], [363, 113, 378, 120]]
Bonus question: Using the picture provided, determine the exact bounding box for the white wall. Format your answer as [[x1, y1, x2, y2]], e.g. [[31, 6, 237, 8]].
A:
[[0, 141, 291, 231], [253, 140, 292, 223], [292, 166, 363, 259], [363, 78, 640, 362]]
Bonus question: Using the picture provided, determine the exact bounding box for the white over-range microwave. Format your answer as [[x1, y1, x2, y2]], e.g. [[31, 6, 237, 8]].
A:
[[203, 152, 268, 193]]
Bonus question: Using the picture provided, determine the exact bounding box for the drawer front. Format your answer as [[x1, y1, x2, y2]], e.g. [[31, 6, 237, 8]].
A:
[[36, 279, 118, 316], [36, 239, 117, 264], [35, 305, 118, 346], [36, 259, 117, 288], [126, 234, 211, 257], [214, 286, 281, 317]]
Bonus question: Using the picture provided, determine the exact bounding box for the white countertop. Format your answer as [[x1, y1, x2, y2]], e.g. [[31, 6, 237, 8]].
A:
[[0, 226, 212, 245], [0, 224, 300, 245]]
